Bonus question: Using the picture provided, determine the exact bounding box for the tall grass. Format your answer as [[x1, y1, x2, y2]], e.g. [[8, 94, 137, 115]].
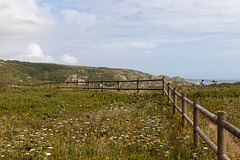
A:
[[0, 85, 226, 159]]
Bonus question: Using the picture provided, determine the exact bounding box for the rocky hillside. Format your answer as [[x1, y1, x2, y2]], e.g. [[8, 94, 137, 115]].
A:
[[0, 60, 190, 86]]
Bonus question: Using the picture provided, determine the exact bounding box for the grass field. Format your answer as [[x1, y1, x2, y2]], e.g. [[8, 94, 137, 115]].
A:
[[0, 83, 239, 159]]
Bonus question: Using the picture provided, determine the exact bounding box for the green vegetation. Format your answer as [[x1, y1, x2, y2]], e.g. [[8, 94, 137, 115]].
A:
[[1, 82, 240, 159], [0, 86, 218, 159]]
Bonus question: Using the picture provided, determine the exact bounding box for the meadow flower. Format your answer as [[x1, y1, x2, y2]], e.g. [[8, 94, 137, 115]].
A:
[[203, 147, 208, 150], [48, 147, 53, 149], [193, 153, 197, 158], [30, 149, 35, 152], [46, 152, 51, 156], [165, 151, 169, 157]]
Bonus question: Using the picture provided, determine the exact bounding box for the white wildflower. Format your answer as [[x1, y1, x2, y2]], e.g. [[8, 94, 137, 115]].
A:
[[46, 152, 51, 156], [30, 149, 35, 152]]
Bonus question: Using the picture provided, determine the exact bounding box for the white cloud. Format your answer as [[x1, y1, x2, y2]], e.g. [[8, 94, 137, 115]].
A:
[[93, 41, 158, 50], [216, 50, 239, 56], [61, 9, 96, 27], [136, 0, 240, 33], [60, 54, 78, 64], [17, 43, 56, 63], [0, 0, 54, 37], [85, 0, 240, 34]]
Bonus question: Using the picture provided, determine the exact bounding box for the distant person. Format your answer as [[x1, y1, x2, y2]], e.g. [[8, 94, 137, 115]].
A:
[[201, 80, 205, 86], [212, 80, 217, 84]]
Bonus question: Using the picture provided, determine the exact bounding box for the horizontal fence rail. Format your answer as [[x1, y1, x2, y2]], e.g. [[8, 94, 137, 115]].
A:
[[4, 79, 164, 93], [164, 80, 240, 160]]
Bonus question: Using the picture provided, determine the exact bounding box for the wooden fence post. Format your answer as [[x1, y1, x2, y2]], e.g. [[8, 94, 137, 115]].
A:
[[168, 83, 171, 103], [67, 82, 69, 90], [76, 80, 78, 89], [117, 80, 120, 92], [182, 93, 186, 127], [58, 82, 60, 89], [162, 77, 165, 95], [173, 88, 177, 115], [137, 79, 139, 94], [217, 112, 227, 159], [193, 99, 199, 147], [101, 80, 104, 92], [88, 80, 90, 91]]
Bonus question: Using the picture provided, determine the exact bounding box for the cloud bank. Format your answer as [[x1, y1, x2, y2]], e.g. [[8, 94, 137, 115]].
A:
[[1, 0, 240, 79], [0, 0, 54, 38]]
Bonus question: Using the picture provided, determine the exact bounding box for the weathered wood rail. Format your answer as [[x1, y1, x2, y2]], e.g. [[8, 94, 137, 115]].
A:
[[163, 79, 240, 160], [4, 79, 163, 93], [4, 78, 240, 159]]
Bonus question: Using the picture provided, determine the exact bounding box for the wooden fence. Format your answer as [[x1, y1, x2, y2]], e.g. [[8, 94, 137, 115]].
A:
[[4, 78, 240, 159], [4, 79, 163, 93], [163, 79, 240, 160]]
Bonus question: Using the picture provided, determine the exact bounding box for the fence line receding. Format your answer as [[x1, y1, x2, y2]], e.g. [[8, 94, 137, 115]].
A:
[[4, 79, 164, 93], [164, 80, 240, 160]]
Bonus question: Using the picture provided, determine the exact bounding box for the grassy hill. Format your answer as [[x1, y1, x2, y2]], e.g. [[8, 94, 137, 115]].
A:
[[0, 60, 190, 85]]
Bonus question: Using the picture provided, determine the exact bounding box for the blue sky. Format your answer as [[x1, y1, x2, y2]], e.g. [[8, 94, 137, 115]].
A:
[[1, 0, 240, 80]]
